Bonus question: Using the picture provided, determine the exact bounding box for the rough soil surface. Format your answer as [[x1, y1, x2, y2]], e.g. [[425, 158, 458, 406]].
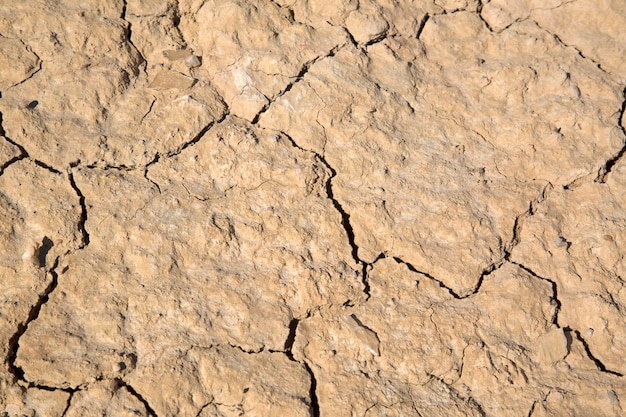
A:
[[1, 1, 625, 416]]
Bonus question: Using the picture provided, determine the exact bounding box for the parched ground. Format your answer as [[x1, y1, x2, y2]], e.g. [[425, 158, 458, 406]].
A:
[[1, 1, 625, 416]]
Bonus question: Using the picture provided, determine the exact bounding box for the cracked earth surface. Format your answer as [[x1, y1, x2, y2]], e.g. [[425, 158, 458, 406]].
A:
[[1, 0, 625, 416]]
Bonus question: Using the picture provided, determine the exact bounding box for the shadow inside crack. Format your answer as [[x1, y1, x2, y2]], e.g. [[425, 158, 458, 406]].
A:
[[37, 236, 54, 268]]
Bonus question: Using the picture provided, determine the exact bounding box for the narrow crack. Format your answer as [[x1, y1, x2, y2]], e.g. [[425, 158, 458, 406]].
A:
[[1, 115, 92, 393], [319, 153, 370, 299], [503, 184, 552, 257], [389, 183, 551, 299], [525, 19, 609, 74], [472, 182, 553, 295], [250, 42, 345, 124], [510, 263, 623, 377], [427, 373, 486, 416], [363, 28, 391, 48], [194, 402, 213, 417], [228, 343, 265, 354], [568, 329, 623, 377], [511, 261, 561, 326], [596, 86, 626, 183], [1, 115, 68, 176], [143, 166, 162, 193], [0, 119, 29, 175], [0, 152, 27, 177], [68, 171, 90, 248], [476, 0, 496, 33], [80, 102, 229, 172], [392, 256, 461, 299], [477, 0, 615, 77], [278, 131, 369, 299], [118, 379, 159, 417], [161, 120, 218, 159], [526, 391, 551, 417], [144, 97, 230, 171], [137, 97, 157, 127], [469, 261, 501, 296], [4, 42, 42, 90], [6, 257, 61, 383]]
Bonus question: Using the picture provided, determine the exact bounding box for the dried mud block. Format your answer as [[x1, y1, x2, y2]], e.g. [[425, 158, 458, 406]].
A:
[[482, 0, 626, 78], [1, 1, 625, 415], [2, 383, 69, 417], [64, 381, 149, 417], [162, 48, 194, 61], [126, 346, 311, 417], [179, 0, 348, 120], [296, 258, 624, 416], [0, 160, 81, 353], [259, 12, 624, 296], [511, 161, 626, 374], [149, 69, 196, 90], [161, 49, 202, 68], [14, 119, 362, 389]]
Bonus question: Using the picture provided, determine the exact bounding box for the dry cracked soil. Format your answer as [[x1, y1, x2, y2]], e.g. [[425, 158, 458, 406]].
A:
[[1, 1, 626, 416]]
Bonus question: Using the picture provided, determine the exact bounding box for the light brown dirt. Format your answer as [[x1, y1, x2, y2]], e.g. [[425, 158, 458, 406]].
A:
[[1, 1, 625, 416]]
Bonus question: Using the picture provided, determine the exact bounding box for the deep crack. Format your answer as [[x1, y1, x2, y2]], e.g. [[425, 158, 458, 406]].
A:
[[569, 329, 623, 377], [118, 379, 159, 417], [415, 13, 430, 39], [33, 159, 62, 175], [6, 258, 61, 383], [0, 152, 26, 177], [284, 318, 299, 361], [363, 28, 391, 47], [303, 362, 320, 417], [60, 389, 76, 416]]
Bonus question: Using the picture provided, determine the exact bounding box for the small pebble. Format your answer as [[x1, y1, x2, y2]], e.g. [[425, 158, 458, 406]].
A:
[[17, 100, 38, 109], [22, 241, 41, 267], [185, 54, 201, 68]]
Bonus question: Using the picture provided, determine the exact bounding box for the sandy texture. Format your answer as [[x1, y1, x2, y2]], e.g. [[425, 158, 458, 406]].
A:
[[1, 1, 625, 416]]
